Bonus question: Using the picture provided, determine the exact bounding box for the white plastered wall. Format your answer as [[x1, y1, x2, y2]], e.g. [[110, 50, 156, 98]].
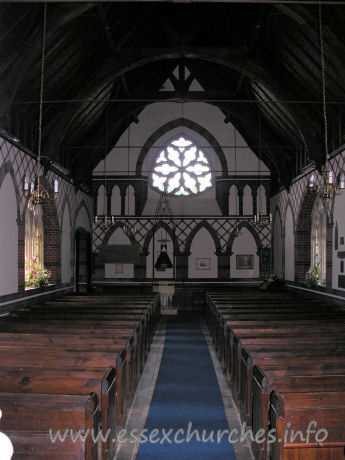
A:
[[332, 192, 345, 290], [93, 101, 269, 217], [188, 227, 217, 278], [284, 205, 295, 281], [273, 211, 283, 278], [105, 228, 134, 279], [61, 203, 72, 284], [0, 173, 18, 295], [75, 206, 91, 233], [230, 227, 259, 278]]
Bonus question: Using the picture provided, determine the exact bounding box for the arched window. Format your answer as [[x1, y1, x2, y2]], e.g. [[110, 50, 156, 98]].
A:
[[151, 136, 213, 196], [25, 202, 44, 276], [311, 197, 326, 280]]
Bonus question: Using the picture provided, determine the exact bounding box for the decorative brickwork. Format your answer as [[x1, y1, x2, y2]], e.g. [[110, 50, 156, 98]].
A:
[[272, 151, 345, 284], [0, 136, 93, 301]]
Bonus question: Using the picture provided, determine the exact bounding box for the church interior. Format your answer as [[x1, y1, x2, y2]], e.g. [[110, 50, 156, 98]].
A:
[[1, 0, 345, 459]]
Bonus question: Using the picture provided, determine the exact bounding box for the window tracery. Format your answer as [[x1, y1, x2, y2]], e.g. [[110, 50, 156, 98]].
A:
[[152, 137, 213, 196]]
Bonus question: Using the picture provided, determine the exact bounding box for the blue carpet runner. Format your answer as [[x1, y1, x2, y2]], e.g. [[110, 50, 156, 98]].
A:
[[135, 318, 237, 459]]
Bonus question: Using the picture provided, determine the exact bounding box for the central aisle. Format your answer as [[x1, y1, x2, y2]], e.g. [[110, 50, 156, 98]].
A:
[[135, 318, 237, 459]]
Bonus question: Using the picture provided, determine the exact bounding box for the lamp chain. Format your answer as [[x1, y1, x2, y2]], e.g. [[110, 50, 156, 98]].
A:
[[36, 3, 47, 187], [319, 2, 329, 164]]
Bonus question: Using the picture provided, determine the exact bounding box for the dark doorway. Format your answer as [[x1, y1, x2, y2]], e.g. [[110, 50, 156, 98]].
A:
[[75, 228, 92, 293]]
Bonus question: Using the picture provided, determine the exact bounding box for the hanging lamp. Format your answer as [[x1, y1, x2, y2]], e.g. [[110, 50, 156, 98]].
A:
[[308, 2, 345, 199], [23, 4, 58, 204], [94, 108, 115, 230], [233, 127, 243, 238], [253, 102, 272, 227], [153, 193, 174, 272]]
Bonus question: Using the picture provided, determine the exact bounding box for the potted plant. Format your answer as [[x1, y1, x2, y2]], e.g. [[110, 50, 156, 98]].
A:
[[305, 262, 321, 288], [25, 257, 51, 289]]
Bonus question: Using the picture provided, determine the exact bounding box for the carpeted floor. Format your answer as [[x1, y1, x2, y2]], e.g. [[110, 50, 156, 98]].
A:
[[135, 318, 237, 459]]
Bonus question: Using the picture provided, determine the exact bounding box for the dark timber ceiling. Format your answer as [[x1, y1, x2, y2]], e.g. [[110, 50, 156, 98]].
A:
[[1, 2, 345, 191]]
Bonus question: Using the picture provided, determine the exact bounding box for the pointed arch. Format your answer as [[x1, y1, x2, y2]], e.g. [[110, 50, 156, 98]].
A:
[[311, 196, 327, 280], [230, 226, 260, 279], [101, 220, 138, 250], [0, 160, 21, 222], [145, 221, 177, 279], [227, 221, 261, 254], [295, 189, 318, 283], [229, 184, 239, 215], [256, 184, 267, 215], [185, 220, 221, 255], [74, 200, 92, 233], [143, 220, 180, 255], [22, 175, 61, 285], [111, 184, 121, 215], [96, 184, 106, 215], [124, 184, 135, 215], [188, 225, 218, 278], [243, 184, 253, 215], [136, 118, 228, 177]]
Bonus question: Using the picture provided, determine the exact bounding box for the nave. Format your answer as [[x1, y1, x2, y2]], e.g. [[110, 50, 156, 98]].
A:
[[1, 286, 345, 460]]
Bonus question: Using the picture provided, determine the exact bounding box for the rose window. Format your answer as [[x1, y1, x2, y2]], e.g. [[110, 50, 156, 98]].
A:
[[151, 137, 213, 196]]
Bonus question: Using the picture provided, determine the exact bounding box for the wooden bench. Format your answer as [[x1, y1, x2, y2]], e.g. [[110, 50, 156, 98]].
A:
[[0, 392, 100, 460], [0, 293, 160, 459], [252, 366, 345, 460], [269, 390, 345, 460]]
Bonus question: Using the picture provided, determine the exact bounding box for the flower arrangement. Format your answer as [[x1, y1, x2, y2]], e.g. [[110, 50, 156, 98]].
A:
[[268, 273, 278, 282], [305, 261, 322, 288], [25, 258, 51, 288]]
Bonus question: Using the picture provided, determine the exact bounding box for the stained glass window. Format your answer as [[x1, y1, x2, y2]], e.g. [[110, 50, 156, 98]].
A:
[[151, 137, 213, 196], [25, 202, 44, 276], [311, 196, 326, 280]]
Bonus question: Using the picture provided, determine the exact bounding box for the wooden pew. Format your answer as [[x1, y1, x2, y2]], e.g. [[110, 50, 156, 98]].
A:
[[269, 390, 345, 460], [205, 290, 345, 460], [0, 293, 160, 459], [0, 365, 116, 460], [236, 341, 345, 418], [252, 366, 345, 460], [0, 392, 100, 460]]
